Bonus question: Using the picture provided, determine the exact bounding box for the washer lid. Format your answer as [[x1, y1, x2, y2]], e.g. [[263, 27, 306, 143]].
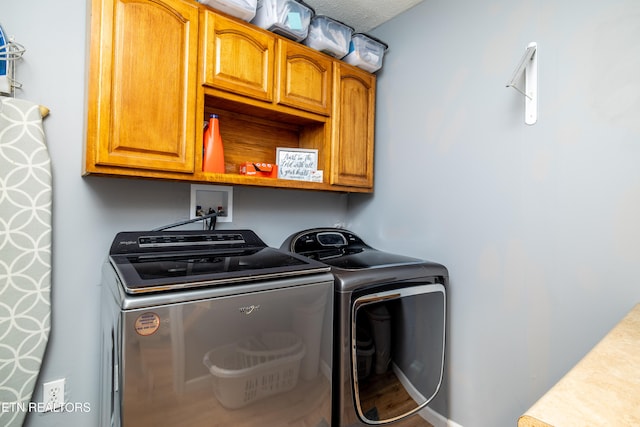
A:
[[109, 230, 330, 294]]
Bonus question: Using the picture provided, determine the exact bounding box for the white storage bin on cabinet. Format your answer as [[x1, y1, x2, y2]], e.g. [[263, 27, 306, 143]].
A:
[[251, 0, 313, 41], [343, 33, 388, 73], [198, 0, 257, 21], [303, 15, 353, 59], [203, 332, 305, 409]]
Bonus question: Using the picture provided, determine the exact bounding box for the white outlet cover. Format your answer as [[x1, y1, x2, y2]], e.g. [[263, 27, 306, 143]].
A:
[[190, 184, 233, 223], [43, 378, 65, 411]]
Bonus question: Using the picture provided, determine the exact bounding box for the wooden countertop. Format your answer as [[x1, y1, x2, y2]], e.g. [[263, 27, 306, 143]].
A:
[[519, 304, 640, 427]]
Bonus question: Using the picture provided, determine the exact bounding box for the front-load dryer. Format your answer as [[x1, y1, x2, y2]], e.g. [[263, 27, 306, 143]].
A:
[[281, 228, 448, 426]]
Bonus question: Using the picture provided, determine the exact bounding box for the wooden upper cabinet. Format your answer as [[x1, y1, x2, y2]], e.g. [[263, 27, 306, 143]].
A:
[[276, 39, 332, 116], [331, 63, 376, 188], [85, 0, 199, 174], [85, 2, 376, 192], [201, 12, 274, 102]]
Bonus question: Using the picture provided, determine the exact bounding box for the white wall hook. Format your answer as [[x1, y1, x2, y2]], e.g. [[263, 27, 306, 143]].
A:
[[507, 42, 537, 125]]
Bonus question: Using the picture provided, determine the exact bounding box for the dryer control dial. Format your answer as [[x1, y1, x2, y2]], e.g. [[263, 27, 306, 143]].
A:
[[317, 232, 347, 247]]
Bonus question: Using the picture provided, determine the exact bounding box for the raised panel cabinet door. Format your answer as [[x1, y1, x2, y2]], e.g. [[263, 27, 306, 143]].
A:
[[201, 12, 274, 102], [276, 40, 332, 116], [331, 64, 375, 188], [86, 0, 199, 173]]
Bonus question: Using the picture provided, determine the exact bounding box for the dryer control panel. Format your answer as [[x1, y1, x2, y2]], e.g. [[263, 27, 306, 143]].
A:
[[285, 228, 369, 260]]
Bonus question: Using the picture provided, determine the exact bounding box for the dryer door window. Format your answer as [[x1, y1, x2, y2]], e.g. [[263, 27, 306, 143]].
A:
[[351, 284, 446, 423]]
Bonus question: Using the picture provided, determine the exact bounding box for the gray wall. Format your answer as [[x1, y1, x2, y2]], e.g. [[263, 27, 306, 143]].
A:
[[3, 2, 347, 426], [4, 0, 640, 426], [346, 0, 640, 426]]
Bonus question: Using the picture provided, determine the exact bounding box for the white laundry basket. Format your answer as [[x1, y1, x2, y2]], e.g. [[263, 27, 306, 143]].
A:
[[203, 332, 305, 409]]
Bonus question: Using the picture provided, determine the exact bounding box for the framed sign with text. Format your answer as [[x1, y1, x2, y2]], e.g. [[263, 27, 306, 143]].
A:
[[276, 148, 318, 181]]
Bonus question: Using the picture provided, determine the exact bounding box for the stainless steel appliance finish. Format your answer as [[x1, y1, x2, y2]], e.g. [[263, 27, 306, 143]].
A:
[[100, 230, 334, 427], [281, 228, 448, 426]]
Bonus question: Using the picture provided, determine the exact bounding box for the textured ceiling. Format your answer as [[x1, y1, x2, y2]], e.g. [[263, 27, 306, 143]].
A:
[[302, 0, 425, 33]]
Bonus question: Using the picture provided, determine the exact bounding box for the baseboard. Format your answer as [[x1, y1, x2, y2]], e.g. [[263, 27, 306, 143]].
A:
[[418, 405, 463, 427], [392, 363, 463, 427]]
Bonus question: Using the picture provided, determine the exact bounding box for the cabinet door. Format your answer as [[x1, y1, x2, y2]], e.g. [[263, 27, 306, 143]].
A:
[[276, 40, 332, 116], [201, 12, 274, 102], [331, 64, 375, 188], [86, 0, 199, 173]]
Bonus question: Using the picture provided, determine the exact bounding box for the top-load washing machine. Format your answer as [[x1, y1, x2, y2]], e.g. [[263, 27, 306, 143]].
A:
[[281, 228, 448, 426], [101, 229, 335, 427]]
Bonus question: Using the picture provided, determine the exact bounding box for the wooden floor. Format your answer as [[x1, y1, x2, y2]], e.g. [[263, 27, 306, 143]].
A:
[[357, 370, 434, 427]]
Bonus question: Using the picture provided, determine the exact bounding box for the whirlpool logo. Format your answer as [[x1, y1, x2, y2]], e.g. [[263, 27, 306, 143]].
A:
[[238, 304, 261, 315]]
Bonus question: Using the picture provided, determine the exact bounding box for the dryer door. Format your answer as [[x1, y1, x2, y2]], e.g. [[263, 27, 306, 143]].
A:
[[352, 284, 446, 424]]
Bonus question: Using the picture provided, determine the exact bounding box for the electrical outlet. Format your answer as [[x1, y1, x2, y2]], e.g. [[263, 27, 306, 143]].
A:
[[43, 378, 65, 411]]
